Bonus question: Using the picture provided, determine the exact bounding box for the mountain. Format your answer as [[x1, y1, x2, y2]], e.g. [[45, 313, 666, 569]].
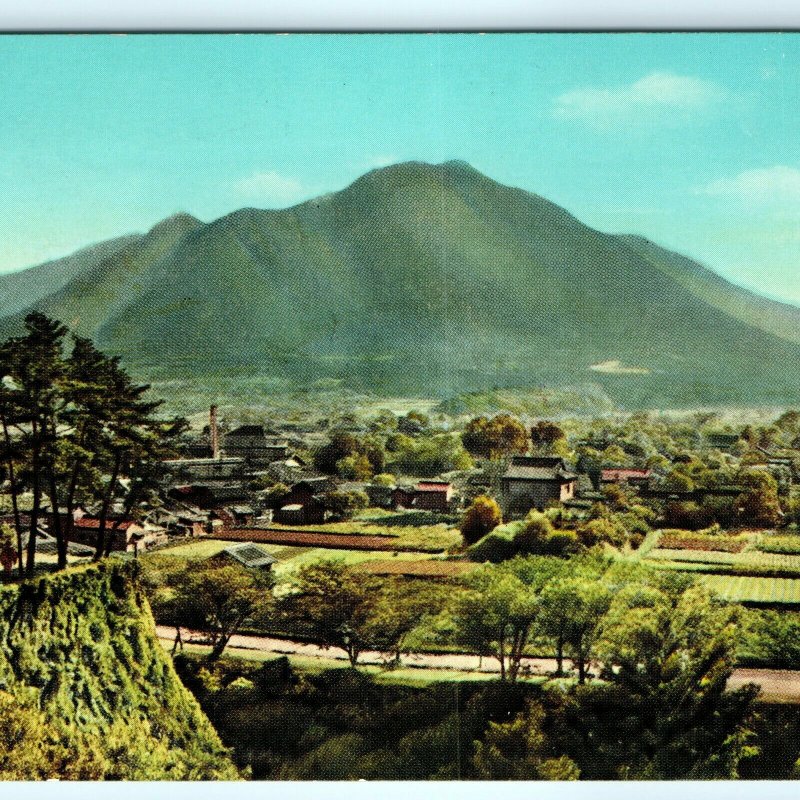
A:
[[0, 562, 237, 779], [0, 233, 141, 318], [2, 160, 800, 409]]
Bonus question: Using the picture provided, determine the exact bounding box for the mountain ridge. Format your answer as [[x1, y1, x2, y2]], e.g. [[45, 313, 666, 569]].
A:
[[2, 160, 799, 410]]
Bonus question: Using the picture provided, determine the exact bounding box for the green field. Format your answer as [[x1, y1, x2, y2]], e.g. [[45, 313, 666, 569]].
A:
[[756, 535, 800, 555], [701, 574, 800, 604], [648, 548, 740, 565], [151, 539, 434, 583], [650, 548, 800, 569]]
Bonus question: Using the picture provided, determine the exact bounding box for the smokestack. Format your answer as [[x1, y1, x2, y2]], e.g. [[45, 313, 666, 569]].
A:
[[209, 405, 220, 459]]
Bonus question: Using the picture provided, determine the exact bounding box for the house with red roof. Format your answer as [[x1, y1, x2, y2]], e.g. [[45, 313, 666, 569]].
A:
[[600, 468, 652, 486]]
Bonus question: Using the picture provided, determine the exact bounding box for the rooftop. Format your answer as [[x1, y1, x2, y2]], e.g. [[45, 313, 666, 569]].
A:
[[416, 481, 452, 492], [503, 456, 577, 482], [73, 517, 137, 531], [226, 425, 265, 438], [221, 542, 278, 569]]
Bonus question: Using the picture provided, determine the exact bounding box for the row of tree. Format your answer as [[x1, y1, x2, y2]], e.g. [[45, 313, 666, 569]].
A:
[[158, 551, 746, 696], [0, 314, 184, 575]]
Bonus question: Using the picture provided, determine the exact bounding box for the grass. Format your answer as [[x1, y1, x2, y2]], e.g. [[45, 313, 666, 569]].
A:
[[166, 643, 551, 687]]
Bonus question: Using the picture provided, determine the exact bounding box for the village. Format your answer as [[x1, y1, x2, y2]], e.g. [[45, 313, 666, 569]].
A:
[[3, 323, 800, 780], [5, 397, 799, 594], [8, 402, 792, 570], [3, 316, 800, 781]]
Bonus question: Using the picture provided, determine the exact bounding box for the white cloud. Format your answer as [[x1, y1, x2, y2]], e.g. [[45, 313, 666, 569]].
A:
[[696, 166, 800, 204], [361, 154, 398, 170], [554, 71, 725, 127], [234, 170, 311, 206]]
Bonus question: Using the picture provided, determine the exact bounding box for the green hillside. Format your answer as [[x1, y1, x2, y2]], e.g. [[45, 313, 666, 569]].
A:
[[0, 234, 140, 318], [621, 235, 800, 346], [0, 562, 238, 779], [3, 160, 800, 409]]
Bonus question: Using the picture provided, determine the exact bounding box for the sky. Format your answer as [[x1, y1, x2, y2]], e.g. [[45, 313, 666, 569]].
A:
[[1, 33, 800, 304]]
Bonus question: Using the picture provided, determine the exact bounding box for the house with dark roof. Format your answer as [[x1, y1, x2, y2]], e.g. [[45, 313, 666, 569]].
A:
[[222, 425, 289, 466], [500, 456, 578, 517], [162, 457, 246, 484], [273, 478, 332, 524], [210, 542, 278, 571], [390, 481, 455, 512]]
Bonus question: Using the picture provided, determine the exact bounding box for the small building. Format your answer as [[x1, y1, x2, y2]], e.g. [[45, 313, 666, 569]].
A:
[[391, 486, 416, 510], [210, 542, 278, 571], [276, 503, 306, 525], [275, 499, 325, 525], [265, 457, 308, 484], [229, 505, 256, 526], [600, 468, 652, 487], [413, 481, 454, 512], [390, 481, 454, 512], [66, 516, 167, 553], [365, 483, 394, 508], [168, 482, 250, 509], [20, 529, 95, 559], [500, 456, 578, 518], [223, 426, 289, 466]]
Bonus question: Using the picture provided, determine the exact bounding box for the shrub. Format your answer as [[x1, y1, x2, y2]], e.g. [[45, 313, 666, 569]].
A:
[[460, 495, 502, 545], [541, 530, 580, 556], [325, 490, 370, 521], [577, 517, 626, 548], [513, 512, 554, 551], [468, 532, 517, 563]]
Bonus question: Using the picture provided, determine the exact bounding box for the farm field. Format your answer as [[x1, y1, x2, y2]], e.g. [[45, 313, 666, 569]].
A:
[[647, 548, 800, 572], [212, 528, 411, 552], [641, 527, 800, 584], [755, 535, 800, 555], [657, 531, 751, 553], [701, 574, 800, 605], [267, 511, 461, 551], [152, 538, 434, 582]]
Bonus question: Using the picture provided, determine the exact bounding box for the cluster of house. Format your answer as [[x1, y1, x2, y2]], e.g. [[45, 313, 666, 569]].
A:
[[1, 504, 171, 560], [8, 417, 797, 563]]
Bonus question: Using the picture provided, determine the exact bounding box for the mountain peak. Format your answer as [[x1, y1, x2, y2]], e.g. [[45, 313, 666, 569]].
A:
[[5, 166, 800, 409]]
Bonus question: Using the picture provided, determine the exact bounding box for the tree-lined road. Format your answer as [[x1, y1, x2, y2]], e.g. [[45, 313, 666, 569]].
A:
[[156, 625, 800, 702]]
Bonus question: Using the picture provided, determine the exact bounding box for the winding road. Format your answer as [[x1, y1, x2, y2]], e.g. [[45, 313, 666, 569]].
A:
[[156, 625, 800, 702]]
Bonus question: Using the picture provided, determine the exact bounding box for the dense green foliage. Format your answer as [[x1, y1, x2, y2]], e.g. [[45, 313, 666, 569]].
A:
[[4, 162, 800, 406], [178, 653, 758, 781], [0, 313, 185, 574], [0, 562, 238, 779]]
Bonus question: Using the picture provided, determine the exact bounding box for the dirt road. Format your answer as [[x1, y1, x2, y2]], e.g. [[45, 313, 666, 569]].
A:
[[156, 625, 800, 700]]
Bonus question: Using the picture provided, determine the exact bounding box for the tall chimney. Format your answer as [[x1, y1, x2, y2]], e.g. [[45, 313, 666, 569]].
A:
[[209, 404, 220, 459]]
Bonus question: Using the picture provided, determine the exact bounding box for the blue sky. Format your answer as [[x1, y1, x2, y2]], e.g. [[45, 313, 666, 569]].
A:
[[1, 33, 800, 303]]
